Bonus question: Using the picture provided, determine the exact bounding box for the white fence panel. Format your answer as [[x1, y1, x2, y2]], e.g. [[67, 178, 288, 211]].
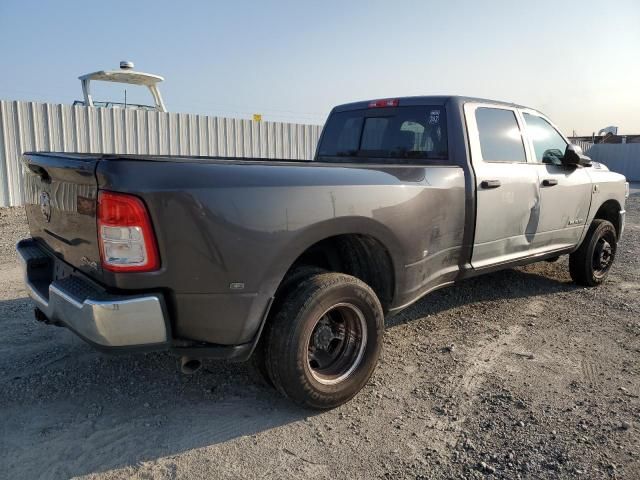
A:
[[0, 100, 323, 207], [570, 139, 594, 153]]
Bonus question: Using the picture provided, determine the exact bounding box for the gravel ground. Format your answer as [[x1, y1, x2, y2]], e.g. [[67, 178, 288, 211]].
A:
[[0, 192, 638, 480]]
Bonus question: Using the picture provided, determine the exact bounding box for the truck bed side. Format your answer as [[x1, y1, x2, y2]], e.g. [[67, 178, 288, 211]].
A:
[[95, 158, 466, 344]]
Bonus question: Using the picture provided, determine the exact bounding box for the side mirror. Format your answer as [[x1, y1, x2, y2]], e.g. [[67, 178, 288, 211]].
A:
[[563, 144, 592, 168]]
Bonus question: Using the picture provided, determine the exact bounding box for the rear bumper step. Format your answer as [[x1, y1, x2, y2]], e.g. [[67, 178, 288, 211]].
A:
[[17, 238, 169, 349]]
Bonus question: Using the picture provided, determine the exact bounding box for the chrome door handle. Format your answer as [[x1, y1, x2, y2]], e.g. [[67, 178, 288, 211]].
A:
[[480, 179, 501, 189], [542, 179, 558, 187]]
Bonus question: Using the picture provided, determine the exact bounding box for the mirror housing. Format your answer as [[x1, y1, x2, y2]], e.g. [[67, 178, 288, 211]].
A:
[[563, 144, 592, 167]]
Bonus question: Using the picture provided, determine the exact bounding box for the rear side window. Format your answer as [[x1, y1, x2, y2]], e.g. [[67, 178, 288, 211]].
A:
[[475, 108, 526, 162], [317, 106, 447, 162], [522, 113, 567, 165]]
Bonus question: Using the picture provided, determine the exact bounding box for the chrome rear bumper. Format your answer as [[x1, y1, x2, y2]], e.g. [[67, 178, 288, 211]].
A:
[[17, 239, 169, 349]]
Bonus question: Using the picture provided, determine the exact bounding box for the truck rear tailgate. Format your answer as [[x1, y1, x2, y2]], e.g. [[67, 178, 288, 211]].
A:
[[22, 153, 102, 279]]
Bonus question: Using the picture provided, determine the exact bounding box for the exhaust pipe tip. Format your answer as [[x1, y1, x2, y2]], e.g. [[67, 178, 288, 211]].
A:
[[180, 356, 202, 375]]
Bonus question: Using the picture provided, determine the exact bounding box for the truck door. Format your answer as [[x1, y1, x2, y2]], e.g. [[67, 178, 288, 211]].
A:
[[464, 104, 541, 268], [520, 111, 592, 250]]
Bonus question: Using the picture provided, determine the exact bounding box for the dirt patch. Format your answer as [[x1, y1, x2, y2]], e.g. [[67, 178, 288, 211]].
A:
[[0, 207, 28, 265], [0, 193, 638, 479]]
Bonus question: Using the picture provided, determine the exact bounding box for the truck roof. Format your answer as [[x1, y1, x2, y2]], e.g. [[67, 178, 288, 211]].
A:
[[332, 95, 526, 113]]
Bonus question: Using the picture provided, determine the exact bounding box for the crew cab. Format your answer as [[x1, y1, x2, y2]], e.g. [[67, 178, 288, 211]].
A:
[[17, 96, 628, 408]]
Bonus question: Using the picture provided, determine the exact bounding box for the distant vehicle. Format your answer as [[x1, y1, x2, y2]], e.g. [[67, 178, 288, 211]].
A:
[[17, 96, 628, 408], [73, 61, 167, 112]]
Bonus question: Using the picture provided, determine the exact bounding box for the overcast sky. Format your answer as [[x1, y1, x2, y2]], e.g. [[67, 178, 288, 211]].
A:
[[1, 0, 638, 135]]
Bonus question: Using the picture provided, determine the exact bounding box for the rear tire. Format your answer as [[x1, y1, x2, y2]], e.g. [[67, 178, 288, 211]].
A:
[[250, 266, 325, 387], [264, 272, 384, 409], [569, 219, 617, 286]]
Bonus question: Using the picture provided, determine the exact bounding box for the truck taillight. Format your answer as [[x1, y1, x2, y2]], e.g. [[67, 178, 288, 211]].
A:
[[97, 191, 159, 272], [368, 98, 399, 108]]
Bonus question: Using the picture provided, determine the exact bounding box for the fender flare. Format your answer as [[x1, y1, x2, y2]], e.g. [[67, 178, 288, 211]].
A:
[[258, 216, 405, 300]]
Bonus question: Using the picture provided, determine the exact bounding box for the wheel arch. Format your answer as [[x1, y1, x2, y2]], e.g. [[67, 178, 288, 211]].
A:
[[262, 217, 404, 313], [592, 198, 622, 239]]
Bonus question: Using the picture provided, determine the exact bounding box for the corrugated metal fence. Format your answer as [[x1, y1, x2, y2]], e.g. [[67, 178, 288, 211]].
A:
[[569, 139, 639, 181], [584, 144, 640, 182], [0, 100, 323, 207]]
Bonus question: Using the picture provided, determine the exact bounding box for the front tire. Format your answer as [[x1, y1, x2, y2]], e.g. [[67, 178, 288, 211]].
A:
[[569, 219, 617, 286], [264, 272, 384, 409]]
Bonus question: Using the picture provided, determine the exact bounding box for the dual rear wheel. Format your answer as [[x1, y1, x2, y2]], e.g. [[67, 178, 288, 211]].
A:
[[255, 271, 384, 409]]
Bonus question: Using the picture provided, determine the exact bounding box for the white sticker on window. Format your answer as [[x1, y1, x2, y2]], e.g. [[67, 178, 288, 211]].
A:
[[428, 110, 440, 125]]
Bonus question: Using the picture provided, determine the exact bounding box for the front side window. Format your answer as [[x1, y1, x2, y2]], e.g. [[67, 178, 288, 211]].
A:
[[523, 113, 567, 165], [317, 106, 448, 162], [475, 107, 526, 162]]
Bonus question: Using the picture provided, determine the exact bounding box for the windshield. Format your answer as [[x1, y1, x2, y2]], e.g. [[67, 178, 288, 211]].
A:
[[317, 106, 448, 162]]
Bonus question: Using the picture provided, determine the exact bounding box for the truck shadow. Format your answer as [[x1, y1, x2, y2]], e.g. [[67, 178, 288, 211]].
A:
[[0, 262, 576, 479], [386, 262, 578, 328], [0, 296, 311, 479]]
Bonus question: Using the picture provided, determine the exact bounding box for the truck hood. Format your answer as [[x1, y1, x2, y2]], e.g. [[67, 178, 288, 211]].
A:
[[587, 161, 627, 183]]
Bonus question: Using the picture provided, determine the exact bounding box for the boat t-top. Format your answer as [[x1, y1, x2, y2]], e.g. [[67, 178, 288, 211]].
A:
[[76, 61, 166, 112]]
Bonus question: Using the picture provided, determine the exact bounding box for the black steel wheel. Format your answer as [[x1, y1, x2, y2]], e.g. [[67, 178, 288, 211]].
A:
[[570, 219, 617, 286], [306, 302, 367, 385], [592, 235, 614, 279]]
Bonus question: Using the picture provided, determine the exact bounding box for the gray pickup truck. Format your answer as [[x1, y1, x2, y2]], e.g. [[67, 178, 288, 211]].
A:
[[17, 96, 628, 408]]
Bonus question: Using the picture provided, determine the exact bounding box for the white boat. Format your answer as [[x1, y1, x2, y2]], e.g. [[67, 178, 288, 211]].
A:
[[75, 61, 167, 112]]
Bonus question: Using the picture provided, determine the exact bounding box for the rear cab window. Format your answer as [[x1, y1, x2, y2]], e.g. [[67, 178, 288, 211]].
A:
[[317, 105, 448, 163]]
